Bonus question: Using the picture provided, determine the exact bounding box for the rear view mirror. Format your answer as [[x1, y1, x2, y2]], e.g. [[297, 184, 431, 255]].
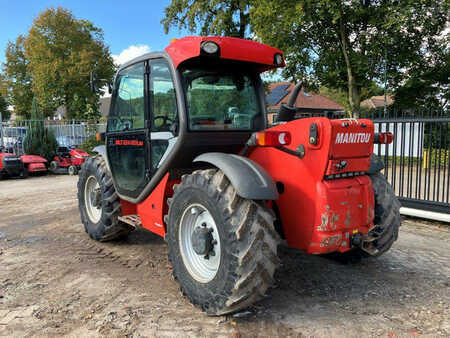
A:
[[90, 71, 113, 94]]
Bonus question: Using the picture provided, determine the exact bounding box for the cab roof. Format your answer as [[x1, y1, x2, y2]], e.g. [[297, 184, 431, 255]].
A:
[[165, 36, 285, 72]]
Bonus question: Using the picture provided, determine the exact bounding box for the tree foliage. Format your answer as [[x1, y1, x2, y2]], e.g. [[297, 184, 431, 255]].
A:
[[3, 35, 33, 118], [0, 93, 9, 120], [392, 45, 449, 110], [250, 0, 448, 112], [24, 7, 115, 119], [162, 0, 251, 38], [3, 7, 115, 120], [23, 103, 58, 161], [0, 73, 7, 98]]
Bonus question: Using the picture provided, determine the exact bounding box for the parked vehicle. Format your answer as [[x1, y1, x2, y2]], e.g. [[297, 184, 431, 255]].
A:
[[0, 146, 25, 179], [50, 146, 89, 175], [78, 36, 401, 315], [20, 155, 47, 176]]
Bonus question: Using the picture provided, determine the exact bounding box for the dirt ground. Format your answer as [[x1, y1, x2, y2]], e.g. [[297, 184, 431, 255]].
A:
[[0, 175, 449, 337]]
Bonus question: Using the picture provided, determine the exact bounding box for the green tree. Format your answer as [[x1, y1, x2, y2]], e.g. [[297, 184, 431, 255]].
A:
[[250, 0, 448, 113], [392, 46, 449, 111], [0, 94, 10, 120], [2, 35, 33, 118], [23, 101, 58, 161], [0, 73, 8, 98], [30, 96, 40, 119], [24, 7, 115, 119], [23, 121, 58, 161], [162, 0, 251, 38]]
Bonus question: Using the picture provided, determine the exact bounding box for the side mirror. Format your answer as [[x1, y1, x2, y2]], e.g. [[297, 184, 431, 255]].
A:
[[107, 82, 112, 94], [90, 71, 98, 93]]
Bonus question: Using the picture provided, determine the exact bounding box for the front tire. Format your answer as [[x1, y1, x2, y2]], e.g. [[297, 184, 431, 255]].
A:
[[167, 169, 280, 315], [78, 156, 131, 241], [49, 161, 58, 173], [68, 165, 78, 175]]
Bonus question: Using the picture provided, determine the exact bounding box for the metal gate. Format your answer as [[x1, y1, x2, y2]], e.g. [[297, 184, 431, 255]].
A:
[[0, 119, 105, 155], [360, 110, 449, 214]]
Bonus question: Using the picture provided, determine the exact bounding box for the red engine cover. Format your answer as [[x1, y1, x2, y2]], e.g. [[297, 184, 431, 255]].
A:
[[21, 154, 47, 164], [249, 118, 375, 253]]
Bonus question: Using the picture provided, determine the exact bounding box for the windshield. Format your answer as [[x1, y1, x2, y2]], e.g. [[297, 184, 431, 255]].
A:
[[181, 67, 262, 131]]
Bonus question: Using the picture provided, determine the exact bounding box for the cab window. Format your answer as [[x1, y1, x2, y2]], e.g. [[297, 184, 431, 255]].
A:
[[108, 62, 145, 132], [150, 59, 178, 133], [181, 66, 262, 131]]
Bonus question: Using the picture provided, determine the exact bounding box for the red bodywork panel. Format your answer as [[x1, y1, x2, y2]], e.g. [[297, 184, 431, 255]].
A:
[[165, 36, 285, 71], [120, 174, 178, 237], [121, 118, 376, 253], [249, 118, 375, 254], [21, 155, 47, 172]]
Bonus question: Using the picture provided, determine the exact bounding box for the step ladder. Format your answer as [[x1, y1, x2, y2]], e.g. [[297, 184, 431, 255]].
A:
[[118, 214, 142, 228]]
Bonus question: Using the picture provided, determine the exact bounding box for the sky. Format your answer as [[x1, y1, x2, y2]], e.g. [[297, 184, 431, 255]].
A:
[[0, 0, 189, 67]]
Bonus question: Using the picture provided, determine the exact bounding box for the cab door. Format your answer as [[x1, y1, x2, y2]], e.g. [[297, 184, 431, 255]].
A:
[[106, 61, 150, 199]]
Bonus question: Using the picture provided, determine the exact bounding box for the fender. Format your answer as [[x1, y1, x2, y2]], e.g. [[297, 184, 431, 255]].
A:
[[92, 145, 111, 172], [367, 153, 384, 174], [194, 152, 278, 200]]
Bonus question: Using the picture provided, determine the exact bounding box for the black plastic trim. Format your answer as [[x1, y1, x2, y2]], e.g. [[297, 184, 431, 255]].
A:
[[194, 152, 278, 200]]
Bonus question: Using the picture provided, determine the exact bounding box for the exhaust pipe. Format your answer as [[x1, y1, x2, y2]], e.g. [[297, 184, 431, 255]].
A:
[[277, 82, 303, 122]]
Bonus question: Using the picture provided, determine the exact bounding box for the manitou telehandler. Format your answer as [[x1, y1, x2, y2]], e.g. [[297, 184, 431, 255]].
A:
[[78, 36, 401, 315]]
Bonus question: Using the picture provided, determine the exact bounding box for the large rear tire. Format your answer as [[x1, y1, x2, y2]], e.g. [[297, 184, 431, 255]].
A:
[[78, 156, 131, 241], [366, 172, 401, 256], [167, 169, 280, 315], [335, 172, 401, 261]]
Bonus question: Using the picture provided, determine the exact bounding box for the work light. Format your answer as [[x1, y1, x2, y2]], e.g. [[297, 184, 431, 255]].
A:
[[201, 41, 220, 54]]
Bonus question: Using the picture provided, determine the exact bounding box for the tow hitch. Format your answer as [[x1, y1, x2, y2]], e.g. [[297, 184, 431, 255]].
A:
[[351, 231, 380, 256]]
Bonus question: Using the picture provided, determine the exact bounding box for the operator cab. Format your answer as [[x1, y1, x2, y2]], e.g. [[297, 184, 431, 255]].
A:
[[103, 36, 284, 202]]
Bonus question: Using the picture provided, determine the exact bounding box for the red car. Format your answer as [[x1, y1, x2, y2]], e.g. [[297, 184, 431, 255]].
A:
[[49, 146, 89, 175]]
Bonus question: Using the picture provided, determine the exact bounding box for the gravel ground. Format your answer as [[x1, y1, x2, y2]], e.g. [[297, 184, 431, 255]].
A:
[[0, 175, 449, 337]]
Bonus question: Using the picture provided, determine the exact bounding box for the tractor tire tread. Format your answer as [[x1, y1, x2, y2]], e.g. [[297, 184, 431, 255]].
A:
[[78, 156, 131, 242], [167, 169, 280, 316]]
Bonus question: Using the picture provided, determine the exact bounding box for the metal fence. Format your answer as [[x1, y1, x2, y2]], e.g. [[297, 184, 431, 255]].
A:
[[0, 119, 105, 155], [2, 112, 449, 214], [357, 110, 449, 214]]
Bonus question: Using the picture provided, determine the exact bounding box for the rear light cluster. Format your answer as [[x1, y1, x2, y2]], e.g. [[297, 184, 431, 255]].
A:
[[324, 171, 367, 180], [249, 131, 291, 147], [374, 132, 394, 144]]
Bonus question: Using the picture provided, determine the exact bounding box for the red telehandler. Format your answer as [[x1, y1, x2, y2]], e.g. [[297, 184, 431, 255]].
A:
[[78, 36, 401, 315]]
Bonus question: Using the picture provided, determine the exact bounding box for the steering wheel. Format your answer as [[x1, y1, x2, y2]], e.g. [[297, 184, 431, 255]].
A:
[[154, 116, 174, 131]]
